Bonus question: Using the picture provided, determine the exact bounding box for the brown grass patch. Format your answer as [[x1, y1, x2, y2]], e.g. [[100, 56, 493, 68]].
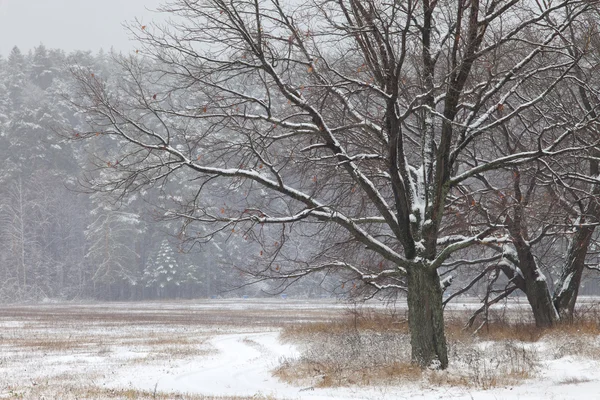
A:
[[445, 312, 600, 343], [457, 320, 545, 342], [1, 384, 282, 400], [428, 369, 532, 389], [275, 359, 422, 387], [125, 345, 214, 365], [145, 336, 193, 346], [279, 309, 408, 342], [9, 338, 84, 351], [277, 308, 600, 390], [556, 377, 594, 385], [276, 312, 416, 388], [276, 310, 563, 389], [280, 309, 598, 345], [158, 345, 210, 357]]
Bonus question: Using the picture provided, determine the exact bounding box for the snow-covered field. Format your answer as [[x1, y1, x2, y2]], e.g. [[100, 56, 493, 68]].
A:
[[0, 299, 599, 399]]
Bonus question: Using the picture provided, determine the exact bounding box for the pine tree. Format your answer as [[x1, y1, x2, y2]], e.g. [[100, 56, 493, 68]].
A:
[[144, 239, 181, 298], [6, 47, 26, 111], [30, 44, 54, 90]]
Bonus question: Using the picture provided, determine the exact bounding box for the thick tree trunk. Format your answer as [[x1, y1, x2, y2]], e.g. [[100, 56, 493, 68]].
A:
[[510, 232, 558, 328], [407, 265, 448, 369], [516, 251, 558, 328], [497, 255, 557, 327], [553, 227, 594, 323], [524, 278, 558, 328]]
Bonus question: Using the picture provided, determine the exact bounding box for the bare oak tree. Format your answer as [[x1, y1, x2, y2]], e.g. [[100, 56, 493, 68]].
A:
[[72, 0, 596, 368]]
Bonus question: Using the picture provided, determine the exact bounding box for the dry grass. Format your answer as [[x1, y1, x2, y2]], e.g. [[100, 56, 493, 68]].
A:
[[1, 300, 339, 399], [556, 377, 594, 385], [275, 311, 416, 388], [456, 319, 600, 342], [144, 336, 195, 346], [6, 338, 85, 351], [444, 318, 546, 342], [0, 300, 346, 328], [0, 307, 222, 399], [279, 308, 408, 341], [275, 359, 422, 387], [0, 384, 281, 400], [0, 321, 212, 358], [276, 308, 600, 389], [2, 300, 600, 396], [428, 369, 532, 389]]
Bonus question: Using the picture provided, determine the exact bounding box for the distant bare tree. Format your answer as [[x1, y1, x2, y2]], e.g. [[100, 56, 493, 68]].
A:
[[444, 8, 600, 327], [84, 205, 141, 298]]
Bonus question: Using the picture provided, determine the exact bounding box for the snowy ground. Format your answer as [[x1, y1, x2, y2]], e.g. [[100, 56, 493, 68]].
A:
[[0, 299, 599, 399]]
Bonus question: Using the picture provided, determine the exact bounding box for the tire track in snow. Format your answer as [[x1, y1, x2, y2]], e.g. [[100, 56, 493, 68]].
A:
[[155, 331, 297, 397], [150, 331, 403, 399]]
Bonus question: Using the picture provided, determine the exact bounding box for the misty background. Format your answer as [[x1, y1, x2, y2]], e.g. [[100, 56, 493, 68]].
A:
[[1, 1, 599, 303]]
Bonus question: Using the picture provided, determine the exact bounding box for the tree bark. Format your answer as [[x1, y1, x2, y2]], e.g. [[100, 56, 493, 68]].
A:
[[511, 241, 557, 327], [553, 227, 594, 323], [507, 214, 558, 328], [407, 265, 448, 369], [523, 277, 558, 328]]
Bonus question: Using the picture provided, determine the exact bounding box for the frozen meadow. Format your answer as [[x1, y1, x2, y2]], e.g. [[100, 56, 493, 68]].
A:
[[1, 299, 599, 400]]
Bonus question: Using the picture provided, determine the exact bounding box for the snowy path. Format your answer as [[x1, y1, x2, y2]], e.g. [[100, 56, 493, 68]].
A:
[[155, 331, 298, 397], [112, 330, 600, 400], [118, 330, 406, 399]]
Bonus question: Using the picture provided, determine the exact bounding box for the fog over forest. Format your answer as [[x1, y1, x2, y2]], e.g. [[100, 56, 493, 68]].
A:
[[2, 40, 600, 305], [0, 45, 339, 301]]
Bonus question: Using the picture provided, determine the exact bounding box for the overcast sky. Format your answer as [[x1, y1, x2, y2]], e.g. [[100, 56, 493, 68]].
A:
[[0, 0, 165, 56]]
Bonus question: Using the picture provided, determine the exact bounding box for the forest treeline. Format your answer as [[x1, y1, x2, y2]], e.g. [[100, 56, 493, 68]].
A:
[[1, 41, 600, 306], [0, 45, 328, 301]]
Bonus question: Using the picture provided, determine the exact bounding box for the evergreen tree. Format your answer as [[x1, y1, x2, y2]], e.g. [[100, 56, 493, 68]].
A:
[[144, 239, 181, 298], [30, 44, 54, 90], [6, 47, 26, 111]]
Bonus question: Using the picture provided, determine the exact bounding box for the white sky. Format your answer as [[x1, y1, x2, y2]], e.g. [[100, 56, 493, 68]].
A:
[[0, 0, 165, 56]]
